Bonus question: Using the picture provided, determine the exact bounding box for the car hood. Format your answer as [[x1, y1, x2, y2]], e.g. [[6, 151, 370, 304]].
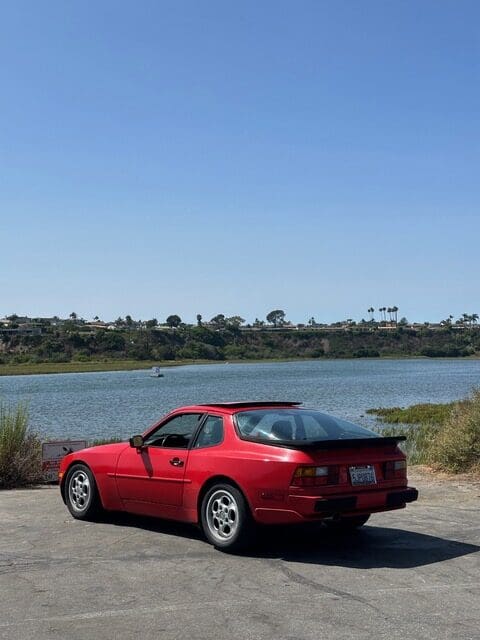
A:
[[80, 442, 129, 454]]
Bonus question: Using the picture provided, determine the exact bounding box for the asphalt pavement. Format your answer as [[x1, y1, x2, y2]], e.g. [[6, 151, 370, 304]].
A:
[[0, 469, 479, 640]]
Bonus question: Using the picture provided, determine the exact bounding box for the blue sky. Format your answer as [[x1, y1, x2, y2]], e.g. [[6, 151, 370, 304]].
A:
[[1, 1, 478, 324]]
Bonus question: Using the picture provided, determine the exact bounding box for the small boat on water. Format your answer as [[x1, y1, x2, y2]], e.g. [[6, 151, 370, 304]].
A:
[[149, 366, 164, 378]]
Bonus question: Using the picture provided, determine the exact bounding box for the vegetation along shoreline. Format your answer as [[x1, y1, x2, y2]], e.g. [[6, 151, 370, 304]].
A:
[[1, 308, 480, 376], [1, 354, 480, 377], [368, 392, 480, 474]]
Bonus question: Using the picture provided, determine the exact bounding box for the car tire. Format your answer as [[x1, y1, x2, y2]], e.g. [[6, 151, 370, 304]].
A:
[[64, 463, 102, 520], [200, 484, 254, 552], [326, 514, 370, 530]]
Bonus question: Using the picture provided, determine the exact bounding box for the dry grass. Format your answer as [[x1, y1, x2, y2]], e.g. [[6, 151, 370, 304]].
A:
[[0, 403, 43, 489], [371, 422, 438, 465], [428, 389, 480, 473], [370, 390, 480, 473]]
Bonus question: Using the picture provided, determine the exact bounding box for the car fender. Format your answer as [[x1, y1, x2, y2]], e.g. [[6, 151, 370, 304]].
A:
[[60, 445, 128, 511]]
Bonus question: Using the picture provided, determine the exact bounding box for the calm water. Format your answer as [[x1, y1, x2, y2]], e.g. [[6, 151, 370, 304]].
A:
[[0, 359, 479, 440]]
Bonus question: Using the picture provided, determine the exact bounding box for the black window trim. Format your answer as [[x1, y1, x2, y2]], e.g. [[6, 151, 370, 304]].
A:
[[144, 411, 208, 449]]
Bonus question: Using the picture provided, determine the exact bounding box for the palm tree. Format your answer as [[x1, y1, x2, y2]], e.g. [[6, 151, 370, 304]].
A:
[[392, 306, 399, 324]]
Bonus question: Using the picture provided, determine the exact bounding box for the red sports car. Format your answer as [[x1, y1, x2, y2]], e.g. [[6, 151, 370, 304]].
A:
[[59, 402, 418, 551]]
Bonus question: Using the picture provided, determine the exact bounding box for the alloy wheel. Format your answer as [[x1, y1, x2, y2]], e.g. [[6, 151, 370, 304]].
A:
[[68, 469, 91, 513], [205, 489, 239, 542]]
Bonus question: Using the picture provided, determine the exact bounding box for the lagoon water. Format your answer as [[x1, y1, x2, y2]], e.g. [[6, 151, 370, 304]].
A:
[[1, 359, 479, 440]]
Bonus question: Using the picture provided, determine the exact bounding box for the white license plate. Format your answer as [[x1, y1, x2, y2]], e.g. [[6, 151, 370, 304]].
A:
[[349, 465, 377, 486]]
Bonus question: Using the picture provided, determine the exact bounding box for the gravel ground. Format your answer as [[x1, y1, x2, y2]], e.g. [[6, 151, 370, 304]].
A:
[[0, 468, 479, 640]]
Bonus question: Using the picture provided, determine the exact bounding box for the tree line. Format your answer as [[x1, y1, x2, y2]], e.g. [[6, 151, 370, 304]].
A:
[[3, 307, 480, 332], [2, 319, 480, 366]]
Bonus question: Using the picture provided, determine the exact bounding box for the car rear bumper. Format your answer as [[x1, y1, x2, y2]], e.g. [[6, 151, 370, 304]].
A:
[[253, 486, 419, 524], [314, 487, 418, 513]]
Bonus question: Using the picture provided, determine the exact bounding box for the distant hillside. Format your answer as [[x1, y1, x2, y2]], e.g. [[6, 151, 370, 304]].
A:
[[1, 325, 479, 366]]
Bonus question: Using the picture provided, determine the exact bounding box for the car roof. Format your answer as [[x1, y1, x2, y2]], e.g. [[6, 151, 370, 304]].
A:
[[179, 401, 302, 414]]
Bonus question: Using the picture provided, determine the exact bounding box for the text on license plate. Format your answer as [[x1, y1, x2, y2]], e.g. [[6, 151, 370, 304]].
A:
[[349, 465, 377, 486]]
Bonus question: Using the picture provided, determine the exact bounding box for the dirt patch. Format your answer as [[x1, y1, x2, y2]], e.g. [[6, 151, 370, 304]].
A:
[[409, 465, 480, 504]]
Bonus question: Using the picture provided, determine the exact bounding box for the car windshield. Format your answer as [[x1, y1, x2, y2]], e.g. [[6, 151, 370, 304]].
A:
[[235, 408, 378, 443]]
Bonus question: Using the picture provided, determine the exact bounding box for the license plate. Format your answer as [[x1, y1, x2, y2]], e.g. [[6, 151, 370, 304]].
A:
[[349, 465, 377, 486]]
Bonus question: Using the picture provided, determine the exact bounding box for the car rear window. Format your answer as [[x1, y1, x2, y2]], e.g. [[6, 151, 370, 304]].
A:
[[234, 409, 377, 443]]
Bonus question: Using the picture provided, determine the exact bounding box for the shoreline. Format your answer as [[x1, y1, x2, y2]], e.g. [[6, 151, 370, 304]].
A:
[[0, 355, 479, 377], [0, 357, 315, 377]]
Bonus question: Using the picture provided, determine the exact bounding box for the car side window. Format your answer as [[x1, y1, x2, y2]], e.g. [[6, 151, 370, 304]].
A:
[[144, 413, 203, 448], [193, 416, 224, 449]]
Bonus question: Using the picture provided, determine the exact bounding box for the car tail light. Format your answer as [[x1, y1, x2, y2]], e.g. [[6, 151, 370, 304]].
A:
[[384, 459, 407, 480], [292, 465, 339, 487]]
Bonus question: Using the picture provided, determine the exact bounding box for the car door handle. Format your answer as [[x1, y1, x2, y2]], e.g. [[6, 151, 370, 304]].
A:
[[169, 457, 184, 467]]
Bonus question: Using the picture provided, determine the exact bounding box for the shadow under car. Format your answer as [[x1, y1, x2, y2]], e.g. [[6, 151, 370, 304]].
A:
[[97, 511, 479, 568]]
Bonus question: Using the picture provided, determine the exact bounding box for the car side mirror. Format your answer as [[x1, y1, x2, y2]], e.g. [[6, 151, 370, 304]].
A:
[[129, 434, 145, 449]]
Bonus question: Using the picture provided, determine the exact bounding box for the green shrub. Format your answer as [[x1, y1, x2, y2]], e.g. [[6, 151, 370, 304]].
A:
[[177, 341, 224, 360], [223, 345, 250, 359], [73, 353, 91, 362], [367, 403, 454, 425], [352, 349, 380, 358], [0, 403, 42, 489]]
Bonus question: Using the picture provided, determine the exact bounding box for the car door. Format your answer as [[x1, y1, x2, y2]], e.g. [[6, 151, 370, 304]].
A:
[[115, 412, 204, 515]]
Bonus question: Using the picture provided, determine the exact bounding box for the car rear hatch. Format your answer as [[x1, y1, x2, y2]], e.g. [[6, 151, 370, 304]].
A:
[[284, 436, 419, 515], [288, 437, 412, 496]]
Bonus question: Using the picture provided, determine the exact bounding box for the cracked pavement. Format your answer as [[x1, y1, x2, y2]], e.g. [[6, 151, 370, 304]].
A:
[[0, 469, 479, 640]]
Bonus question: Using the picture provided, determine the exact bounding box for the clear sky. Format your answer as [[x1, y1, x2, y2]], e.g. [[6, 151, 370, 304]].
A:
[[1, 1, 478, 324]]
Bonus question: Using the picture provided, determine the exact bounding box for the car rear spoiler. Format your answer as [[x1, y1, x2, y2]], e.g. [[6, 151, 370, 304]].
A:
[[294, 436, 406, 449], [243, 436, 406, 450]]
